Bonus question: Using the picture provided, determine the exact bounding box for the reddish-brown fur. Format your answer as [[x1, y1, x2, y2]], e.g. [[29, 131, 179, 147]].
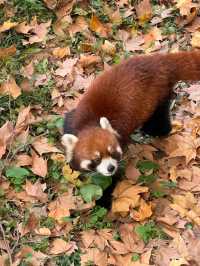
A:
[[71, 51, 200, 144]]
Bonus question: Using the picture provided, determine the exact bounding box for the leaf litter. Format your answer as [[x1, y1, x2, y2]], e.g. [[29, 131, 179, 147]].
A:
[[1, 0, 200, 265]]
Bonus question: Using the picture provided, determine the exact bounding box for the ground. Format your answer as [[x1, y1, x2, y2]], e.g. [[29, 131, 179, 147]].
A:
[[0, 0, 200, 265]]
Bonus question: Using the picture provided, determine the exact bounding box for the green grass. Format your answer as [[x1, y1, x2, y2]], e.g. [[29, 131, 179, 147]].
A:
[[135, 221, 167, 243]]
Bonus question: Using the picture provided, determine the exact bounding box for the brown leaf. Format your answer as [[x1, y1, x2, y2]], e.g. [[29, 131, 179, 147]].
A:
[[131, 199, 153, 221], [15, 21, 35, 34], [68, 16, 88, 37], [79, 54, 101, 67], [15, 246, 47, 266], [81, 248, 108, 266], [176, 0, 199, 17], [89, 15, 108, 37], [50, 239, 77, 255], [32, 136, 61, 155], [24, 20, 51, 44], [125, 36, 145, 52], [0, 121, 14, 159], [31, 151, 47, 177], [35, 227, 51, 236], [191, 31, 200, 48], [0, 77, 21, 99], [125, 163, 140, 182], [101, 40, 116, 55], [24, 180, 48, 203], [15, 154, 32, 166], [48, 192, 76, 223], [52, 47, 70, 58], [0, 20, 18, 32], [18, 212, 38, 236], [0, 45, 16, 59], [136, 0, 152, 24], [55, 58, 77, 77], [73, 74, 94, 91], [15, 105, 31, 134]]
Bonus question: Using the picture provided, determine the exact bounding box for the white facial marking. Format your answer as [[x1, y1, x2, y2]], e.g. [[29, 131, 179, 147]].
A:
[[96, 157, 118, 176], [61, 134, 78, 162], [108, 145, 112, 152], [80, 160, 91, 170], [117, 145, 122, 154]]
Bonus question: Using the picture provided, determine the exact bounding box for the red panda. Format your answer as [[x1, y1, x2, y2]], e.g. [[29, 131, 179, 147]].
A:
[[62, 51, 200, 176]]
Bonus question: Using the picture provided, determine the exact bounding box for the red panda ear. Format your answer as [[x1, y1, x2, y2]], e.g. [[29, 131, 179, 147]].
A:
[[61, 134, 78, 162], [100, 117, 119, 137]]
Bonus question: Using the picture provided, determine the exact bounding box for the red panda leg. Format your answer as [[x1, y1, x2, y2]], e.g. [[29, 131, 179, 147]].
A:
[[142, 99, 172, 137]]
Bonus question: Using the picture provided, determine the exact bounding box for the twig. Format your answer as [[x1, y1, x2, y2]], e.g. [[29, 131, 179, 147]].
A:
[[0, 223, 13, 265]]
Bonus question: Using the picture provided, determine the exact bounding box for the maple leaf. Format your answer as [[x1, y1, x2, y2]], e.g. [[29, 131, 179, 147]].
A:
[[89, 15, 108, 38], [79, 54, 101, 67], [136, 0, 152, 24], [15, 21, 35, 34], [55, 58, 77, 77], [170, 134, 200, 164], [125, 36, 145, 52], [0, 77, 21, 99], [48, 192, 76, 223], [131, 199, 153, 221], [24, 20, 51, 45], [15, 106, 31, 134], [81, 248, 108, 266], [15, 154, 32, 167], [0, 121, 13, 159], [0, 20, 18, 32], [50, 239, 77, 255], [52, 47, 70, 58], [18, 212, 38, 236], [32, 136, 61, 155], [31, 151, 47, 177], [24, 180, 48, 203]]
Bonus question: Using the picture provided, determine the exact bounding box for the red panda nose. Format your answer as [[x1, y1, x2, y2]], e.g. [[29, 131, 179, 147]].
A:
[[107, 164, 115, 173]]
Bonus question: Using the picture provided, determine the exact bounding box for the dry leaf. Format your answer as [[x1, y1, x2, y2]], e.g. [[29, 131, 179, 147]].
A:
[[0, 45, 16, 59], [0, 77, 21, 99], [24, 180, 48, 203], [32, 136, 61, 155], [81, 248, 108, 266], [89, 15, 108, 37], [50, 239, 77, 255], [15, 106, 31, 134], [52, 47, 70, 58], [131, 199, 153, 221], [18, 212, 38, 236], [62, 164, 80, 184], [136, 0, 152, 24], [55, 58, 77, 77], [79, 54, 101, 67], [31, 151, 47, 177], [101, 40, 116, 55], [0, 20, 18, 32], [48, 192, 76, 223], [35, 227, 51, 236], [0, 121, 13, 159], [16, 154, 32, 166], [176, 0, 199, 17]]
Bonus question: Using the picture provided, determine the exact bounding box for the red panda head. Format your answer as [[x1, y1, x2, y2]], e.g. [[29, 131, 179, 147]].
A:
[[61, 117, 122, 176]]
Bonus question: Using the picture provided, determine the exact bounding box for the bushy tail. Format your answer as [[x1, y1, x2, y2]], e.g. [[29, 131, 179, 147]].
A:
[[166, 51, 200, 82]]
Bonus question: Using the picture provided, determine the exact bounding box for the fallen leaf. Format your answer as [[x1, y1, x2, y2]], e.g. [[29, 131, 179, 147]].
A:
[[89, 15, 108, 37], [0, 20, 18, 32], [62, 164, 80, 184], [15, 154, 32, 167], [0, 121, 14, 159], [79, 54, 101, 67], [15, 246, 47, 266], [24, 180, 48, 203], [50, 239, 77, 255], [125, 36, 145, 52], [32, 136, 61, 155], [52, 47, 70, 58], [136, 0, 152, 24], [81, 248, 108, 266], [55, 58, 77, 77], [176, 0, 199, 17], [15, 105, 31, 134], [31, 151, 47, 177], [0, 45, 16, 59], [101, 40, 116, 55], [0, 77, 21, 99], [18, 212, 38, 236], [24, 20, 51, 44], [35, 227, 51, 236], [48, 192, 76, 223], [68, 16, 88, 37], [131, 199, 153, 221]]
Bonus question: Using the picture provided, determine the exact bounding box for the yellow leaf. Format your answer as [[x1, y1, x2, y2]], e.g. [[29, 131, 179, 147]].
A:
[[169, 257, 188, 266], [0, 20, 18, 33], [52, 47, 70, 58], [89, 15, 108, 37], [62, 164, 81, 185]]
